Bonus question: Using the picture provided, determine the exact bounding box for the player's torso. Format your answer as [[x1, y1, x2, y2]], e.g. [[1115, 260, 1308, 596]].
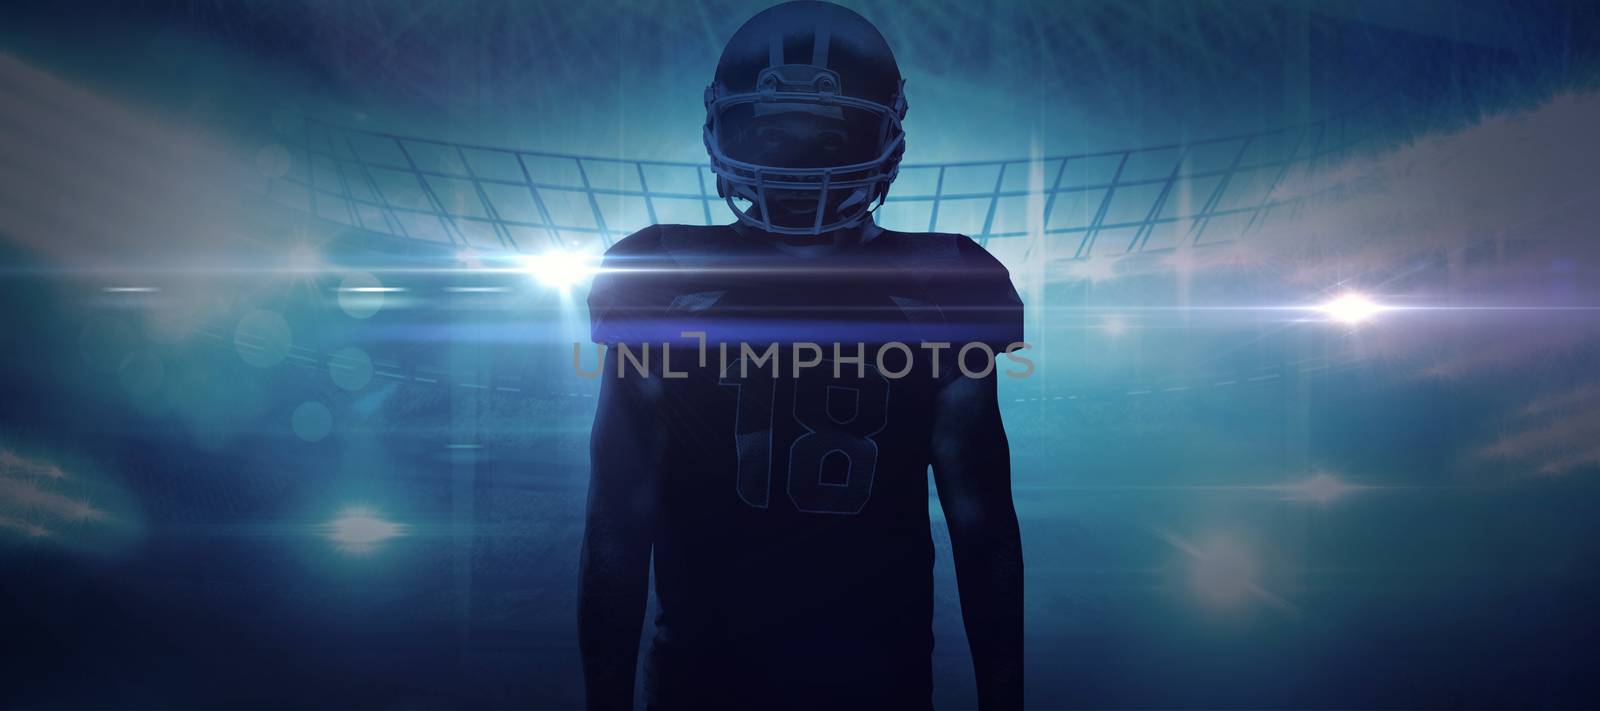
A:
[[622, 226, 953, 708], [647, 342, 941, 636]]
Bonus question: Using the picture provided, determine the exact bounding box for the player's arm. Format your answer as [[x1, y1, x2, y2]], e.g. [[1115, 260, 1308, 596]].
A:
[[579, 348, 665, 710], [930, 368, 1024, 711]]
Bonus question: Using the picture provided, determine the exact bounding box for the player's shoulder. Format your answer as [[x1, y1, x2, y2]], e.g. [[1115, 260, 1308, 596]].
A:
[[873, 229, 1024, 347], [870, 228, 1014, 285], [588, 224, 738, 344], [599, 223, 741, 265], [588, 223, 733, 305], [598, 223, 665, 257]]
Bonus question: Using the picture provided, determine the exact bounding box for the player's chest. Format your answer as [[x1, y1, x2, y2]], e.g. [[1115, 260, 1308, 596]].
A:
[[663, 357, 938, 517]]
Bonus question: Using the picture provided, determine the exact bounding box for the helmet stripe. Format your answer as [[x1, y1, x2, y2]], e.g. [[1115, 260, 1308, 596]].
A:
[[812, 25, 831, 68]]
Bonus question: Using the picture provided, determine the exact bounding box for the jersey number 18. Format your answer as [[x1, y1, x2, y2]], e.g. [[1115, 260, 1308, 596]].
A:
[[720, 363, 891, 515]]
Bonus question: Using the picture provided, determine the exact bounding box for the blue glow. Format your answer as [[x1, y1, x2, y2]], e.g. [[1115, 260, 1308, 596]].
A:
[[322, 506, 405, 554]]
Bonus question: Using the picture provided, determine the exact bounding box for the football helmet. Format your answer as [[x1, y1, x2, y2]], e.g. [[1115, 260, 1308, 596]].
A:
[[704, 1, 908, 236]]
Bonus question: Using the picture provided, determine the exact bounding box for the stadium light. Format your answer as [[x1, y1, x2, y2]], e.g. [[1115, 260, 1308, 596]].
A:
[[1188, 536, 1259, 606], [520, 250, 598, 291], [1317, 292, 1387, 324], [1275, 472, 1365, 504], [324, 506, 404, 554], [285, 243, 323, 274], [1065, 258, 1118, 284]]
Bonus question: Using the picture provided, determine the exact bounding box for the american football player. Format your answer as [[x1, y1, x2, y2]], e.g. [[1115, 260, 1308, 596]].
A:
[[579, 3, 1024, 709]]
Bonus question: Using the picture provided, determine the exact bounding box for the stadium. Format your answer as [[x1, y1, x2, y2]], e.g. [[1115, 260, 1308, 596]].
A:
[[3, 1, 1599, 709]]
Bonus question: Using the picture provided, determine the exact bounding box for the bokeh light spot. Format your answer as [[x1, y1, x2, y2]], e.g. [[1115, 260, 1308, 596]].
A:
[[328, 347, 373, 391], [233, 310, 292, 367], [78, 315, 138, 373], [291, 401, 333, 442], [142, 305, 200, 344], [118, 350, 165, 399], [338, 272, 385, 319]]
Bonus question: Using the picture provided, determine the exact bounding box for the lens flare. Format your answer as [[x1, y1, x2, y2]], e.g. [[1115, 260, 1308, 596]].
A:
[[1317, 292, 1387, 324], [1159, 530, 1296, 613], [1188, 536, 1259, 606], [520, 250, 597, 291], [323, 506, 404, 554], [1274, 472, 1365, 504]]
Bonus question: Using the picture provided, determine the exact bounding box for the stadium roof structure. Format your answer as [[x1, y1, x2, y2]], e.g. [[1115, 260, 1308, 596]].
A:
[[264, 109, 1378, 262]]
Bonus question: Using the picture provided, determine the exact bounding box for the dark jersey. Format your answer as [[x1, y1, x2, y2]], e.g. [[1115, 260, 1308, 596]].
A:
[[587, 223, 1022, 710]]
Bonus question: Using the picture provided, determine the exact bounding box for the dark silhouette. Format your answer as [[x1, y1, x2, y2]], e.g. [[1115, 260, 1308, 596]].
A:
[[580, 3, 1024, 709]]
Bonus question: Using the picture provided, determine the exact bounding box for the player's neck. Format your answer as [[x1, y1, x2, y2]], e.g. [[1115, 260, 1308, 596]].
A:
[[733, 218, 882, 257]]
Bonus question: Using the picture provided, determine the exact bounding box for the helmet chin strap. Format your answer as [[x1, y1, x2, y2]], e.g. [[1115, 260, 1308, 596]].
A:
[[834, 186, 870, 211]]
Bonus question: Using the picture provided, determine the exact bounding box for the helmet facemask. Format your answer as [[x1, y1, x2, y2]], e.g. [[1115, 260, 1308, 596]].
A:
[[705, 62, 907, 236]]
